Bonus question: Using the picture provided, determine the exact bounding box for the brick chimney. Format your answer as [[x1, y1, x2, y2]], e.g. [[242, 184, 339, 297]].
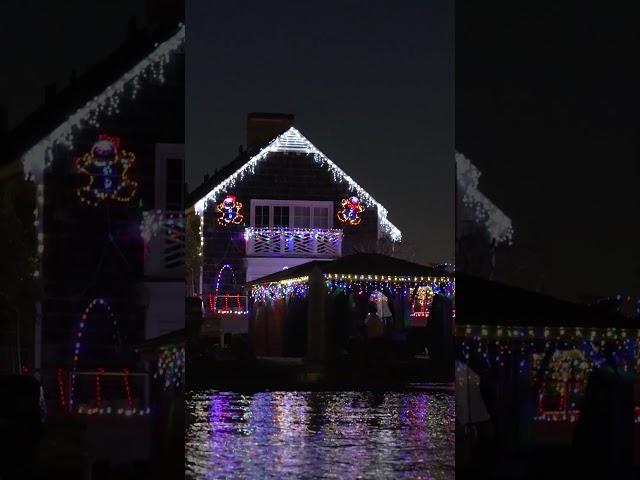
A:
[[246, 112, 294, 152]]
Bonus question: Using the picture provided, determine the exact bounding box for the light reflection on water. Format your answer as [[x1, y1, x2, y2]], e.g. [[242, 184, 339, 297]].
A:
[[186, 391, 454, 479]]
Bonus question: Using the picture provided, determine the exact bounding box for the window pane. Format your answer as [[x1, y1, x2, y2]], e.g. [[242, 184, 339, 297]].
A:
[[294, 206, 310, 228], [165, 158, 184, 210], [254, 205, 269, 227], [273, 206, 289, 227], [313, 207, 329, 228]]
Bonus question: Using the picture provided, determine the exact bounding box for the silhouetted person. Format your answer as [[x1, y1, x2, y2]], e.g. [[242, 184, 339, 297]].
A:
[[364, 301, 384, 364], [364, 301, 384, 339], [572, 343, 635, 479]]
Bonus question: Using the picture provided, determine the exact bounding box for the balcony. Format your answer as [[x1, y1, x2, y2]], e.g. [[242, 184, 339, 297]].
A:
[[141, 210, 185, 277], [244, 227, 342, 258]]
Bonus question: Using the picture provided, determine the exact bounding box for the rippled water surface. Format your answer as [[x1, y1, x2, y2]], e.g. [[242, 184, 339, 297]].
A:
[[186, 390, 454, 479]]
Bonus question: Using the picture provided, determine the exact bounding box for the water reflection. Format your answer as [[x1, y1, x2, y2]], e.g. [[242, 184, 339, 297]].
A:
[[186, 391, 454, 479]]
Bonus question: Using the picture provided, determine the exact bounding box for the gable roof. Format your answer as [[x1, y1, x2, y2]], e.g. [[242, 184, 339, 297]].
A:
[[190, 127, 402, 241], [15, 23, 185, 183], [456, 152, 513, 244]]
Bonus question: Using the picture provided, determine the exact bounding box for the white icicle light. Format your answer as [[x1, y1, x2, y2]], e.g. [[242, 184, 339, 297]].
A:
[[21, 23, 185, 181], [193, 127, 402, 242], [456, 152, 513, 244], [18, 24, 185, 258]]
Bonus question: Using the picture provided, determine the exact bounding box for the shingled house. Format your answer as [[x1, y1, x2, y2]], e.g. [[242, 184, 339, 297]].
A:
[[4, 20, 185, 415], [186, 113, 403, 333]]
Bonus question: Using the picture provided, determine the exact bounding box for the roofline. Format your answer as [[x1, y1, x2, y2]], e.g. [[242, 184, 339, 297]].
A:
[[456, 151, 513, 244], [192, 126, 402, 241], [20, 23, 185, 182]]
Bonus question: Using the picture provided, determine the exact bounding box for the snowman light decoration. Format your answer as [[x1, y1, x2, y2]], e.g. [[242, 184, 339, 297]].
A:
[[216, 195, 244, 226], [337, 196, 365, 225], [75, 134, 138, 207]]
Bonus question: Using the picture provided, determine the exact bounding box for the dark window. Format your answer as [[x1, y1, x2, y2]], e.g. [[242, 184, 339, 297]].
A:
[[165, 158, 183, 210], [273, 206, 289, 227], [294, 206, 311, 228], [254, 205, 270, 227]]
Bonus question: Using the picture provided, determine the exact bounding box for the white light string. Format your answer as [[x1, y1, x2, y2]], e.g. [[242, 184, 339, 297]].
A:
[[193, 127, 402, 242], [456, 152, 513, 244]]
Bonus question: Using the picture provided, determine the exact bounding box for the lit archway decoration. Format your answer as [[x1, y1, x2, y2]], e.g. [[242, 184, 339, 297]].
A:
[[212, 264, 232, 312], [210, 264, 242, 313], [69, 298, 113, 410], [216, 194, 244, 226], [75, 134, 138, 207], [337, 196, 365, 225]]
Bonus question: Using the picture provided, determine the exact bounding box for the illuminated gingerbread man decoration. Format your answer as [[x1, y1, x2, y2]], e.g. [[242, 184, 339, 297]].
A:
[[337, 196, 365, 225], [75, 134, 138, 207], [216, 195, 244, 226]]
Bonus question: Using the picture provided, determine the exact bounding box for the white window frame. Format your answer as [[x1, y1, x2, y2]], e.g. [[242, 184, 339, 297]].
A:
[[250, 199, 334, 229]]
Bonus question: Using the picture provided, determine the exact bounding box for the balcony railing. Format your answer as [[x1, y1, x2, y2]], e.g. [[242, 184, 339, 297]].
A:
[[141, 210, 185, 276], [244, 227, 342, 258]]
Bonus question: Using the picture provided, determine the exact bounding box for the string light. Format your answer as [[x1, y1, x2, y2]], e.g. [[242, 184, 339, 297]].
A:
[[193, 127, 402, 242], [19, 24, 184, 258], [212, 264, 234, 312], [250, 276, 310, 302], [337, 196, 365, 225], [56, 367, 67, 409], [456, 152, 513, 244], [244, 227, 343, 257], [457, 326, 640, 423], [216, 195, 244, 226], [95, 368, 105, 408], [458, 324, 640, 341], [69, 298, 112, 409], [154, 344, 185, 389], [140, 210, 184, 242], [122, 368, 133, 409], [75, 135, 138, 206]]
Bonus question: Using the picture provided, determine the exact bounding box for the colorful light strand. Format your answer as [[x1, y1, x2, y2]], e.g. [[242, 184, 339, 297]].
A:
[[250, 276, 310, 302], [122, 368, 133, 409], [75, 135, 138, 207], [216, 195, 244, 226], [154, 345, 185, 390], [337, 196, 365, 225], [69, 298, 112, 410]]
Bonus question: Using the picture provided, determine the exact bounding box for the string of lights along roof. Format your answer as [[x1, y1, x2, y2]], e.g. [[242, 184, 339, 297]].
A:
[[19, 24, 184, 264], [193, 127, 402, 242], [20, 23, 184, 182], [456, 152, 514, 244]]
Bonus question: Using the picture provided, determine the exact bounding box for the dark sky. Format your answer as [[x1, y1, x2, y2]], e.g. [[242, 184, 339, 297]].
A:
[[456, 3, 639, 301], [0, 0, 147, 129], [186, 0, 455, 265]]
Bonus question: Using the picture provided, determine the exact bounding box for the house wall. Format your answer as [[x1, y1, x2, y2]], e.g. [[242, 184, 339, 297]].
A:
[[200, 151, 386, 293], [38, 47, 184, 377]]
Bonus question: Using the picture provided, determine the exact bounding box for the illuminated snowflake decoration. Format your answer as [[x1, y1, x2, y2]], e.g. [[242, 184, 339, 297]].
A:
[[337, 196, 365, 225], [75, 135, 138, 207]]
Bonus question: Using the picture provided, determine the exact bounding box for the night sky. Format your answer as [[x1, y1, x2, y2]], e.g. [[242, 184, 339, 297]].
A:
[[6, 2, 632, 303], [0, 0, 147, 129], [186, 0, 455, 265], [456, 3, 639, 301]]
